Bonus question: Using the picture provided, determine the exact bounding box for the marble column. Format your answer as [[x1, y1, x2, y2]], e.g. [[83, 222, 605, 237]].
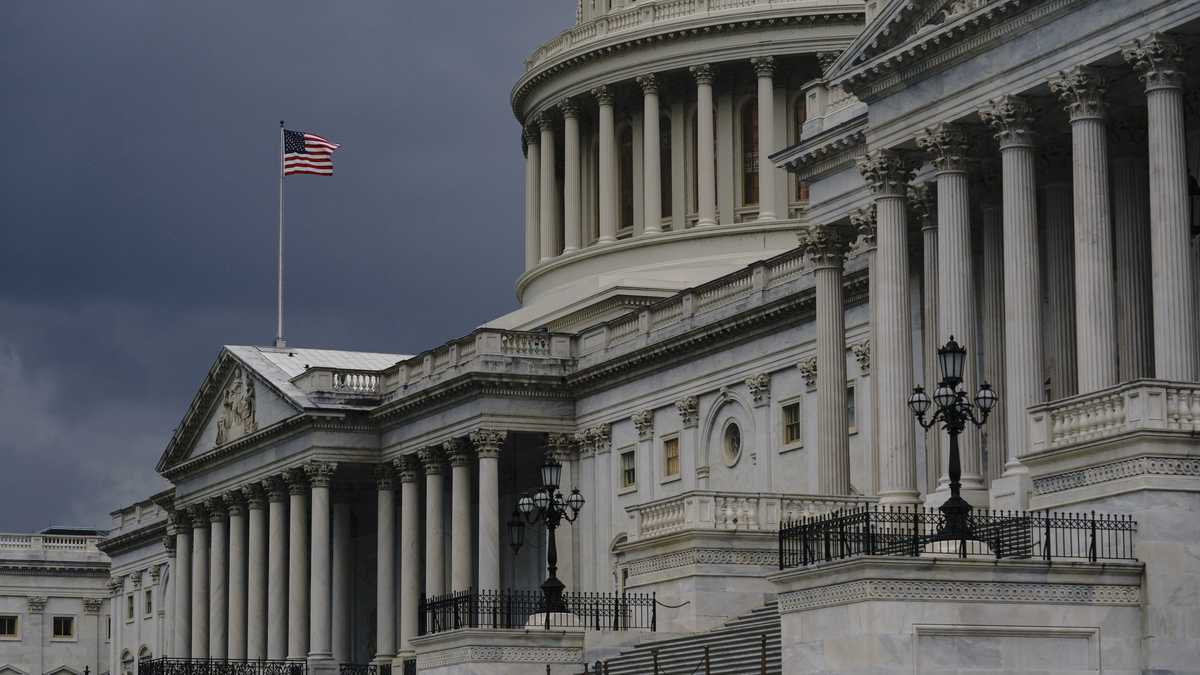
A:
[[1050, 66, 1118, 393], [850, 206, 880, 496], [593, 86, 617, 243], [397, 457, 421, 655], [1042, 140, 1078, 400], [561, 99, 582, 253], [803, 224, 852, 494], [523, 127, 540, 270], [981, 95, 1043, 474], [208, 499, 229, 659], [171, 513, 191, 659], [538, 113, 557, 262], [638, 74, 662, 235], [916, 122, 985, 494], [306, 462, 336, 666], [1125, 33, 1197, 381], [189, 505, 209, 659], [1110, 123, 1155, 381], [331, 490, 351, 666], [446, 439, 474, 592], [752, 57, 777, 221], [421, 447, 446, 596], [374, 466, 395, 662], [286, 470, 309, 660], [855, 150, 919, 504], [979, 200, 1007, 481], [910, 185, 942, 493], [471, 429, 506, 592], [244, 485, 267, 661], [225, 493, 247, 660], [691, 64, 717, 226], [264, 478, 288, 660]]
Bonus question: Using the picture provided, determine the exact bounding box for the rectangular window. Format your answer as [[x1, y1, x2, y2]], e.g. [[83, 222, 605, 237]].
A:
[[52, 616, 74, 639], [144, 589, 153, 617], [847, 386, 857, 435], [126, 594, 134, 621], [782, 402, 802, 445], [662, 437, 680, 479], [0, 615, 17, 639], [620, 449, 637, 489]]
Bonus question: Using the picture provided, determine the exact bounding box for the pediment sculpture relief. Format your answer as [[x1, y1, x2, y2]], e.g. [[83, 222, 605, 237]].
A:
[[215, 366, 257, 446]]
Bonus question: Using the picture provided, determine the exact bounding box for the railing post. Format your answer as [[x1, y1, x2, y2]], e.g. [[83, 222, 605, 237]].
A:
[[651, 592, 657, 632], [911, 508, 920, 557], [652, 649, 659, 675], [1089, 511, 1097, 562], [1044, 511, 1052, 561], [705, 644, 711, 674]]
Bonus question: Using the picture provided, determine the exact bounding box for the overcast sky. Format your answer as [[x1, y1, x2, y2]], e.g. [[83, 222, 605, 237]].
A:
[[0, 2, 576, 531]]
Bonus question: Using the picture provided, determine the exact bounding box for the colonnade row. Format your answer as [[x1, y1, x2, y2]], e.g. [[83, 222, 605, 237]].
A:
[[800, 32, 1195, 503], [166, 429, 509, 664], [521, 55, 808, 270]]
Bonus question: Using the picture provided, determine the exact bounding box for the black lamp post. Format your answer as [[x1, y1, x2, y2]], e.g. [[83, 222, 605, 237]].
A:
[[507, 455, 585, 613], [907, 336, 998, 538]]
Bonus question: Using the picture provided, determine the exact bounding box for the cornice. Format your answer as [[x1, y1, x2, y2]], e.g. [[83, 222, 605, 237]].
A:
[[0, 561, 111, 578], [97, 521, 167, 556], [773, 114, 868, 181], [371, 372, 570, 427], [513, 7, 865, 118]]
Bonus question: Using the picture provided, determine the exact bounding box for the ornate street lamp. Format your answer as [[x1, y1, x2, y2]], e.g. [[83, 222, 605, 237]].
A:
[[907, 336, 997, 537], [507, 455, 585, 613]]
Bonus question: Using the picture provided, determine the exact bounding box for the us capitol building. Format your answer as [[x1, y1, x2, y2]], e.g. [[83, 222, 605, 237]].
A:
[[3, 0, 1199, 673]]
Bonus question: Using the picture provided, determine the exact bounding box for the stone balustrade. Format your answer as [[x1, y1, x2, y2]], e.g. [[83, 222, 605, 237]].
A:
[[0, 533, 102, 552], [626, 490, 869, 543], [1027, 379, 1200, 453], [524, 0, 841, 74]]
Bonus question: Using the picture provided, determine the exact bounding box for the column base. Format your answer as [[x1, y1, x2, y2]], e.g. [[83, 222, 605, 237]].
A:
[[306, 654, 337, 675], [922, 486, 989, 510], [876, 490, 921, 506], [988, 472, 1033, 510], [696, 218, 717, 227]]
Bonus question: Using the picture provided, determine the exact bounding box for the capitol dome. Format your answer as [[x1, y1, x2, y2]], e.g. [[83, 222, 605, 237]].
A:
[[492, 0, 866, 331]]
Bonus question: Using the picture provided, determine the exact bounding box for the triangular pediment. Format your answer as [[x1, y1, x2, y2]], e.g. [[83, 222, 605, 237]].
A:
[[827, 0, 987, 82], [155, 348, 304, 474], [0, 664, 30, 675]]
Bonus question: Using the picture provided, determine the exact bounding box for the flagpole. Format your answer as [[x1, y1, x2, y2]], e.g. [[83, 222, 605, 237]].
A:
[[276, 120, 286, 349]]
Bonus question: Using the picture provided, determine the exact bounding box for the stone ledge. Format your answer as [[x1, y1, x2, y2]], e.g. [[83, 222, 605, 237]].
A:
[[411, 628, 583, 671]]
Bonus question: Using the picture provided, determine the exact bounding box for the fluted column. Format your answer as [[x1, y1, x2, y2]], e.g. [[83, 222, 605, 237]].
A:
[[638, 74, 662, 235], [374, 466, 395, 662], [208, 501, 228, 659], [538, 113, 557, 261], [979, 200, 1007, 480], [981, 95, 1043, 472], [523, 127, 540, 269], [331, 490, 351, 665], [917, 123, 986, 493], [561, 99, 582, 253], [446, 438, 474, 592], [471, 429, 506, 592], [306, 462, 336, 664], [264, 478, 288, 660], [856, 150, 918, 504], [1050, 66, 1117, 393], [189, 505, 209, 659], [171, 513, 191, 659], [226, 493, 247, 660], [752, 57, 777, 221], [850, 205, 881, 496], [803, 224, 852, 494], [1125, 33, 1196, 381], [285, 470, 309, 660], [593, 86, 617, 243], [421, 448, 446, 596], [691, 65, 717, 226], [244, 486, 267, 661], [1110, 123, 1155, 381], [1042, 139, 1077, 400], [397, 458, 421, 655], [910, 185, 942, 493]]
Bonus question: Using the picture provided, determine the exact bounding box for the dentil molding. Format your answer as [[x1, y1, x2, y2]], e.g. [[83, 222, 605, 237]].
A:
[[417, 645, 583, 669], [778, 578, 1141, 613], [1033, 455, 1200, 495]]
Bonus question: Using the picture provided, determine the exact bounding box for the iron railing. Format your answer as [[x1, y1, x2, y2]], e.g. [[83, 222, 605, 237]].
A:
[[419, 588, 656, 635], [338, 665, 389, 675], [400, 660, 415, 675], [778, 505, 1137, 569], [139, 659, 307, 675]]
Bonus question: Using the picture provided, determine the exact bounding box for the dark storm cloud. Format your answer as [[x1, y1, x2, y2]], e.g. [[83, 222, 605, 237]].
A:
[[0, 2, 575, 530]]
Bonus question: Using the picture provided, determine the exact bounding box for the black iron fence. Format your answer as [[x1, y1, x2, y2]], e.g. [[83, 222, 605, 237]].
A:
[[338, 665, 389, 675], [778, 505, 1137, 569], [139, 659, 307, 675], [419, 588, 656, 635]]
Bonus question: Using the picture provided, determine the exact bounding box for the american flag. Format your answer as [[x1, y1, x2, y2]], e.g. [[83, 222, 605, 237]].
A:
[[283, 129, 340, 176]]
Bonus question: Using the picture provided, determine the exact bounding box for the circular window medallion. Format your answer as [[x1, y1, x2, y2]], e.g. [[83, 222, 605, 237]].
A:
[[723, 421, 742, 467]]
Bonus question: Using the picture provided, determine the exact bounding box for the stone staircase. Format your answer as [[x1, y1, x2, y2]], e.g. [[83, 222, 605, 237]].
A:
[[597, 602, 781, 674]]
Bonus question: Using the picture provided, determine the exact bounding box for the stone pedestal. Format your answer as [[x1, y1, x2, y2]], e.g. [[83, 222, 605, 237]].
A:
[[411, 629, 583, 675]]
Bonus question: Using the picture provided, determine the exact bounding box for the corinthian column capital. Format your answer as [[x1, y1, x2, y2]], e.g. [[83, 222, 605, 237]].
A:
[[590, 85, 613, 106], [536, 111, 555, 131], [304, 461, 338, 488], [1122, 32, 1185, 91], [908, 183, 935, 229], [689, 64, 714, 86], [636, 73, 658, 94], [916, 122, 972, 172], [418, 447, 445, 475], [444, 438, 474, 467], [979, 95, 1037, 149], [799, 223, 853, 268], [557, 97, 580, 119], [751, 55, 776, 78], [469, 428, 507, 459], [855, 149, 913, 196], [1048, 66, 1107, 121]]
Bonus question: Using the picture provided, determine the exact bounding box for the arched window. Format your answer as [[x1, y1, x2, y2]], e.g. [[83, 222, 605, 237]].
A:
[[618, 123, 634, 232], [740, 98, 759, 207], [120, 651, 133, 675], [660, 113, 672, 222]]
